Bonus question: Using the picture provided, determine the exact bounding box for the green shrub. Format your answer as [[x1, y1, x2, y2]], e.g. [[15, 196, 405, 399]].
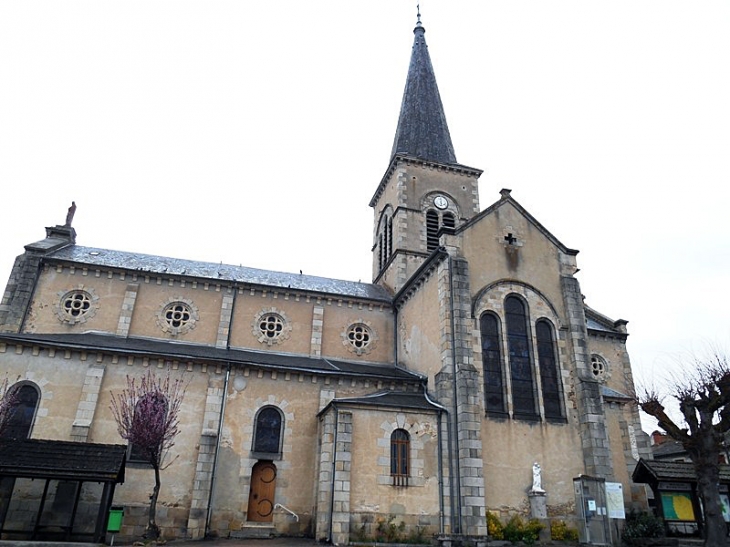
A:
[[487, 512, 504, 540], [503, 515, 544, 544], [622, 510, 665, 541], [550, 520, 579, 542]]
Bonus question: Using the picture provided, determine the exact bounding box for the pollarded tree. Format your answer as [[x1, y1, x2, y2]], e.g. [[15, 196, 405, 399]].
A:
[[639, 351, 730, 547], [110, 371, 187, 540]]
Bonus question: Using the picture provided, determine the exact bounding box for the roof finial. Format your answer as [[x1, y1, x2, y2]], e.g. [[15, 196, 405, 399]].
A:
[[416, 2, 422, 27]]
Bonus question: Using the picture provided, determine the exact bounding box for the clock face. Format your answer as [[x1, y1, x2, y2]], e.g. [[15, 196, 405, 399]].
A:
[[434, 195, 448, 210]]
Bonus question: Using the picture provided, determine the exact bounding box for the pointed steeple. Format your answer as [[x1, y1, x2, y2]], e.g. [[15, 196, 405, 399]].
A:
[[390, 18, 457, 165]]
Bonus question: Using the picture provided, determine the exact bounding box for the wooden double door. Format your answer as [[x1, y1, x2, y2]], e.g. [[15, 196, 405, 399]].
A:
[[247, 461, 277, 522]]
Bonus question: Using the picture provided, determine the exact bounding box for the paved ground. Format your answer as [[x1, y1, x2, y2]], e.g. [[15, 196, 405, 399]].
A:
[[0, 538, 320, 547], [170, 538, 319, 547]]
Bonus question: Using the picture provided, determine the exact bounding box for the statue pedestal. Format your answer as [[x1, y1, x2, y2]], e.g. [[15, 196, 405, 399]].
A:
[[529, 490, 547, 519], [529, 490, 550, 541]]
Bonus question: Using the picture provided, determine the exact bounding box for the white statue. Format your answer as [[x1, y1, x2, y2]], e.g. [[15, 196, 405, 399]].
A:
[[531, 462, 545, 493]]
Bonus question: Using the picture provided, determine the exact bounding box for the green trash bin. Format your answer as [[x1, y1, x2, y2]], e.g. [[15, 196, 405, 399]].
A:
[[107, 506, 124, 533]]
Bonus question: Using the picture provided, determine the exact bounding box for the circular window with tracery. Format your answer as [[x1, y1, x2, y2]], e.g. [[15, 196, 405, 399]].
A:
[[55, 288, 99, 325], [343, 321, 377, 356], [590, 354, 608, 380], [157, 298, 199, 335], [253, 308, 292, 346]]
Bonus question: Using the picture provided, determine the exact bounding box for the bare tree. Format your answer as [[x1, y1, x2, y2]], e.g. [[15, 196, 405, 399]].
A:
[[110, 371, 186, 540], [0, 376, 18, 438], [639, 350, 730, 547]]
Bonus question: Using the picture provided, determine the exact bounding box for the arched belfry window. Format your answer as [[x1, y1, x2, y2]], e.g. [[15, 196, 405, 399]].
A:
[[426, 210, 440, 252], [536, 320, 564, 420], [390, 428, 410, 486], [442, 212, 455, 229], [505, 296, 537, 419], [253, 406, 283, 455], [480, 313, 506, 415], [377, 211, 394, 272], [426, 208, 457, 252], [2, 383, 40, 440]]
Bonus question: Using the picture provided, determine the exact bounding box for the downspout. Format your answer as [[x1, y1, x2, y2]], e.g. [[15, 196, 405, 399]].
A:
[[204, 286, 237, 535], [328, 404, 340, 543], [424, 387, 447, 534], [447, 255, 463, 534]]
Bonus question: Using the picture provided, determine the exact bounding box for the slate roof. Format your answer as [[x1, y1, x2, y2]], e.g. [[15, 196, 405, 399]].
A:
[[0, 439, 126, 482], [652, 440, 687, 460], [601, 385, 634, 401], [326, 389, 444, 412], [44, 245, 392, 302], [1, 332, 423, 382], [633, 458, 730, 484], [584, 305, 627, 338], [390, 22, 456, 165]]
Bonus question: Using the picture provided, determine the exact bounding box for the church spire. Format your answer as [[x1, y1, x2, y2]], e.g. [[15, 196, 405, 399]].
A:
[[390, 15, 457, 165]]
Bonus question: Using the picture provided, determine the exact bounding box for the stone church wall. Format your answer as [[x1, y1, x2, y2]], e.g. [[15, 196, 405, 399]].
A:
[[462, 199, 569, 318], [397, 271, 442, 388], [481, 418, 584, 519]]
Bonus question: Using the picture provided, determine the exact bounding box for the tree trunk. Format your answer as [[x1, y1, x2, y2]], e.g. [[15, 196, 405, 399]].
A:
[[695, 458, 726, 547], [146, 463, 162, 540]]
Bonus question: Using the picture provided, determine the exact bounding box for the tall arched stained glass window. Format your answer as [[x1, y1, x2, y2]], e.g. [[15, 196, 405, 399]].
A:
[[253, 406, 283, 455], [536, 320, 563, 420], [505, 296, 537, 419], [480, 313, 506, 415]]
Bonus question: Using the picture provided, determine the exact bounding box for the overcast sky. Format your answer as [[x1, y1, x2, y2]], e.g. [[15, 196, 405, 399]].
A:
[[1, 1, 728, 430]]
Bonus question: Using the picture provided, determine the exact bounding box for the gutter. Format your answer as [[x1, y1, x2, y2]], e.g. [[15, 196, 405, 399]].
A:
[[424, 387, 448, 534]]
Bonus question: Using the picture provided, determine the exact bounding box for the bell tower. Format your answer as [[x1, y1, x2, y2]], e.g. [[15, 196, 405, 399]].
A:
[[370, 17, 483, 292]]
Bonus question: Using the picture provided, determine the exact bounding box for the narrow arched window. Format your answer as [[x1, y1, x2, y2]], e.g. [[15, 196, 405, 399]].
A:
[[426, 210, 439, 252], [253, 406, 283, 455], [390, 428, 410, 486], [480, 313, 506, 415], [378, 231, 385, 270], [505, 296, 537, 419], [537, 320, 563, 420], [387, 217, 393, 259], [2, 383, 39, 440]]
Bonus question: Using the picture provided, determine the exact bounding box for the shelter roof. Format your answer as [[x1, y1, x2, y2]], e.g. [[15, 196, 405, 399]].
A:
[[633, 458, 730, 485], [0, 439, 126, 483]]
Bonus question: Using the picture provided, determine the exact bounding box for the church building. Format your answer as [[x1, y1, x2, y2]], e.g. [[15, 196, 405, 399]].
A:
[[0, 14, 650, 544]]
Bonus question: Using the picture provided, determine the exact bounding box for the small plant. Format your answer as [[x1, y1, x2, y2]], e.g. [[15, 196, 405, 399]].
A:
[[551, 520, 579, 542], [622, 510, 665, 543], [503, 515, 544, 544], [406, 525, 429, 544], [487, 512, 504, 540], [375, 514, 406, 543]]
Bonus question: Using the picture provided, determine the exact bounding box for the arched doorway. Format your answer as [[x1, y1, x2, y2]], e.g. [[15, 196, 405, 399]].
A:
[[247, 461, 277, 522]]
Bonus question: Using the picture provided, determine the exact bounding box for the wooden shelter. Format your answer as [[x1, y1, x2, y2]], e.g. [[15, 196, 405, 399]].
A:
[[633, 458, 730, 537], [0, 439, 126, 542]]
